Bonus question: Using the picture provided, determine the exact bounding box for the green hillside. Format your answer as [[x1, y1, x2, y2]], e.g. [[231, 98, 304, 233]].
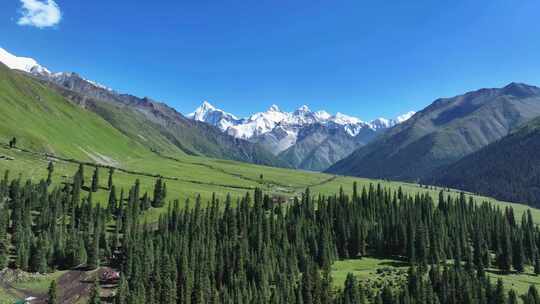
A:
[[0, 64, 153, 162]]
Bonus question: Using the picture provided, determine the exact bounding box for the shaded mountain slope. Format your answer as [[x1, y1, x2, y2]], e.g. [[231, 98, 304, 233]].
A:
[[428, 116, 540, 208], [278, 123, 378, 171], [327, 83, 540, 181]]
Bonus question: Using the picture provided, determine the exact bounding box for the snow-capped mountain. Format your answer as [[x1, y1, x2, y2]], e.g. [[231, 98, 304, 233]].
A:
[[188, 101, 415, 170], [0, 47, 50, 74], [189, 101, 414, 141], [0, 47, 111, 91]]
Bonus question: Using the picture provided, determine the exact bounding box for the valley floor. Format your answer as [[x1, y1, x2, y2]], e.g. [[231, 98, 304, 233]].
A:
[[2, 140, 540, 303], [1, 141, 540, 222]]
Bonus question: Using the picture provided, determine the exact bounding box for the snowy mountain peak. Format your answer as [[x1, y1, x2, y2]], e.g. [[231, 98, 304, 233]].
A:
[[0, 47, 114, 92], [395, 111, 416, 123], [370, 118, 392, 130], [333, 112, 362, 125], [268, 104, 281, 112], [314, 110, 331, 120], [188, 102, 416, 150], [295, 105, 310, 113], [369, 111, 416, 130], [188, 101, 240, 131], [189, 101, 223, 120], [199, 101, 217, 112], [0, 47, 50, 74]]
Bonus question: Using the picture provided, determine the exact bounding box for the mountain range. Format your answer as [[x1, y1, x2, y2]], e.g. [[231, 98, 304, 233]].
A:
[[327, 82, 540, 181], [0, 47, 287, 167], [0, 46, 418, 171], [188, 101, 415, 170]]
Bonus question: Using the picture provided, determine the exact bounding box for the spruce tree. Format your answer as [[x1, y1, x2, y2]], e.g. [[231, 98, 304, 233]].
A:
[[526, 285, 539, 304], [77, 164, 85, 187], [535, 254, 540, 275], [108, 185, 117, 217], [91, 167, 99, 192], [381, 285, 394, 304], [46, 161, 54, 185], [48, 280, 58, 304], [513, 233, 525, 273], [87, 235, 100, 270], [152, 178, 163, 208], [498, 223, 513, 273], [88, 279, 101, 304], [107, 168, 114, 190], [115, 276, 129, 304], [507, 289, 518, 304], [494, 279, 506, 304], [0, 205, 8, 269], [343, 273, 360, 304]]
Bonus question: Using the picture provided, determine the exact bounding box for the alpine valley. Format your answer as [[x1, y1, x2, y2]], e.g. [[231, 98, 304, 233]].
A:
[[4, 2, 540, 303], [2, 44, 540, 304]]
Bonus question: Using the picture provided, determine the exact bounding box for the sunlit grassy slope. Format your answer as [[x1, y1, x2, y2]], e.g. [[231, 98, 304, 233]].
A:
[[0, 65, 153, 162]]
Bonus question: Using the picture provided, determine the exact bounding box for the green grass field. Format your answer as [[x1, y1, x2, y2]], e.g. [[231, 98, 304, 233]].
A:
[[331, 257, 540, 296], [331, 257, 408, 288], [2, 138, 540, 225], [486, 267, 540, 295]]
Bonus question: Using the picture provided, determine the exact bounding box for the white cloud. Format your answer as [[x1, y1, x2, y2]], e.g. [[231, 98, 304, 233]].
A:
[[17, 0, 62, 28]]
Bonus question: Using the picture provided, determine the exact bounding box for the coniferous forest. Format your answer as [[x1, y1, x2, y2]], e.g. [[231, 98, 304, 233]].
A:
[[1, 164, 540, 304], [3, 2, 540, 303]]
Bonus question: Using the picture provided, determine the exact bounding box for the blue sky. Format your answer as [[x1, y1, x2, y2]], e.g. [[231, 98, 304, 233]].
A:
[[1, 0, 540, 120]]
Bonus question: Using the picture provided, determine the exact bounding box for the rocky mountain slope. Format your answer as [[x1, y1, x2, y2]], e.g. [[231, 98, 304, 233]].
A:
[[428, 116, 540, 208], [188, 101, 414, 170], [327, 83, 540, 180], [0, 47, 287, 167]]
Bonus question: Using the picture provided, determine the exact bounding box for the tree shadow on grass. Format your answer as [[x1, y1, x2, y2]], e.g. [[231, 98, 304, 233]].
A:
[[486, 268, 540, 278], [379, 260, 409, 268]]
